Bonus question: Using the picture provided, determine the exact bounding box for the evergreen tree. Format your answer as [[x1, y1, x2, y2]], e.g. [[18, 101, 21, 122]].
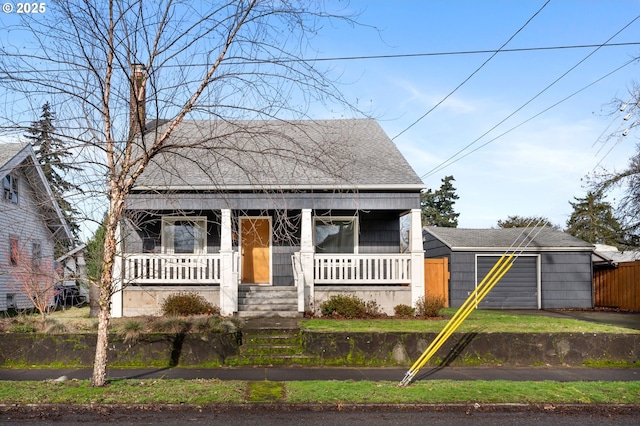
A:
[[496, 215, 561, 230], [421, 175, 460, 227], [85, 216, 106, 318], [25, 102, 80, 240], [566, 191, 623, 246]]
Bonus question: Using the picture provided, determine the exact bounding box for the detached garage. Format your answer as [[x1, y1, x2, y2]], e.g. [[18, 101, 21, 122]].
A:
[[423, 227, 594, 310]]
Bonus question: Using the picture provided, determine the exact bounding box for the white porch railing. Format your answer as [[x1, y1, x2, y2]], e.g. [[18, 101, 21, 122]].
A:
[[123, 254, 222, 284], [314, 254, 411, 284]]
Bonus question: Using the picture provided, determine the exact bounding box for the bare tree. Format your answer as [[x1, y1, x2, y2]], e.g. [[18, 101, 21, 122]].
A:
[[7, 241, 59, 322], [0, 1, 358, 386], [590, 84, 640, 247]]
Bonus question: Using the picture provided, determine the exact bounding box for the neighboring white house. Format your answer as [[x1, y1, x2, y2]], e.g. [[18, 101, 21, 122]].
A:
[[0, 142, 73, 312]]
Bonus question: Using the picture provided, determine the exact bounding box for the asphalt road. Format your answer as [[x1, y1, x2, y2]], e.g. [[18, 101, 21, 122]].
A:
[[2, 404, 639, 425], [1, 366, 639, 382]]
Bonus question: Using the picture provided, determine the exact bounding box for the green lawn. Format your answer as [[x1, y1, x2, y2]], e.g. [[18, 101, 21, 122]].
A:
[[0, 379, 638, 405], [301, 309, 638, 333]]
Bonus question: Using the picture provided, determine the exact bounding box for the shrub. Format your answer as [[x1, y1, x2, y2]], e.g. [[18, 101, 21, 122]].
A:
[[8, 316, 38, 333], [364, 300, 382, 317], [320, 294, 366, 319], [160, 292, 219, 317], [9, 323, 37, 333], [394, 304, 415, 317], [150, 317, 191, 333], [415, 295, 445, 318], [117, 319, 145, 344], [43, 319, 68, 333]]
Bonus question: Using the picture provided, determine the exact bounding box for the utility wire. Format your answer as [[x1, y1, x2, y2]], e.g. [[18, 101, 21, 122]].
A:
[[422, 55, 639, 179], [419, 14, 640, 181], [392, 0, 551, 141]]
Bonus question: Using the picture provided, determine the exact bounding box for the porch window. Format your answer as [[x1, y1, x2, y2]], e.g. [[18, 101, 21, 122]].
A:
[[3, 173, 18, 204], [162, 217, 207, 254], [314, 217, 357, 253]]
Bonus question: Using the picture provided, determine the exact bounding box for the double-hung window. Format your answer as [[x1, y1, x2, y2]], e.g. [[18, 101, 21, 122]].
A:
[[162, 217, 207, 254], [3, 174, 18, 203], [314, 217, 358, 254]]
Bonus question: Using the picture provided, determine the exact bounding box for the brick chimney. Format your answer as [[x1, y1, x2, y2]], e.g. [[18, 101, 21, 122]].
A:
[[129, 63, 146, 137]]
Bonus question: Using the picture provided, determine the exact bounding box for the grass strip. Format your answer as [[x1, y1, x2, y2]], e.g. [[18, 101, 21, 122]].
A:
[[0, 380, 638, 405], [285, 380, 640, 404], [301, 309, 638, 334], [0, 379, 246, 404]]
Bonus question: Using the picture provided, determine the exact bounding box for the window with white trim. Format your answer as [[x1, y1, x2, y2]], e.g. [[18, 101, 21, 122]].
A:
[[314, 217, 358, 253], [3, 173, 18, 203], [161, 217, 207, 254]]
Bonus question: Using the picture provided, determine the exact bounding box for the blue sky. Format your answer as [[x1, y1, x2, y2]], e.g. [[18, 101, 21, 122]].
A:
[[2, 1, 639, 232], [312, 0, 640, 228]]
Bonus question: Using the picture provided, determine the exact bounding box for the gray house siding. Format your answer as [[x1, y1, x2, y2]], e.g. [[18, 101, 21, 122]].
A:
[[126, 191, 420, 212], [540, 251, 592, 309]]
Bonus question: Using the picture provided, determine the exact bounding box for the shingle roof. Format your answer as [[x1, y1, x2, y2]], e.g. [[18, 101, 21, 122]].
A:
[[134, 119, 424, 190], [0, 142, 28, 172], [424, 227, 594, 250]]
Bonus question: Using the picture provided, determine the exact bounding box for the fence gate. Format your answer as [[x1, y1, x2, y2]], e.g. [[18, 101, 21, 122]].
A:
[[424, 258, 449, 307]]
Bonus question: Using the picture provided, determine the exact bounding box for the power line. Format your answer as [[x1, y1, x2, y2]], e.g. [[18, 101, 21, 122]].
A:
[[422, 56, 639, 179], [418, 13, 640, 181], [392, 0, 551, 141], [278, 42, 640, 63], [3, 42, 640, 76]]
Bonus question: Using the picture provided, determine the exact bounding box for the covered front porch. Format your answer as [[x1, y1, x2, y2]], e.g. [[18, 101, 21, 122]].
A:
[[112, 208, 424, 317]]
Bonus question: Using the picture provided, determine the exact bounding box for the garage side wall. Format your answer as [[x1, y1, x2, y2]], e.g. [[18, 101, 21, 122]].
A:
[[540, 251, 593, 309]]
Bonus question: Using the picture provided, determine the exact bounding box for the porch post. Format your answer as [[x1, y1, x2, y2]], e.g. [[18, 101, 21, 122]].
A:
[[111, 221, 124, 318], [300, 208, 314, 312], [219, 209, 237, 316], [409, 208, 425, 307]]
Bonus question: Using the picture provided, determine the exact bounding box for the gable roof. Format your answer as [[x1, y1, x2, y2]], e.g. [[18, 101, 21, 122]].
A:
[[424, 227, 594, 251], [133, 119, 424, 191], [0, 142, 72, 241]]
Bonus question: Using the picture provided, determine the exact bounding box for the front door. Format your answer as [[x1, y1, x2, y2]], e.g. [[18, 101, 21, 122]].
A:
[[240, 217, 271, 284]]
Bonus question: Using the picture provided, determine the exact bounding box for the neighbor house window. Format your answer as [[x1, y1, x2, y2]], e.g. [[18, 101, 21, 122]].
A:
[[3, 174, 18, 203], [314, 217, 358, 253], [9, 235, 19, 266], [32, 241, 42, 271], [162, 217, 207, 254]]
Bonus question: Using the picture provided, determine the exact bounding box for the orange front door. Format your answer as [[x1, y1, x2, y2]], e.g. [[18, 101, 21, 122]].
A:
[[241, 218, 271, 284]]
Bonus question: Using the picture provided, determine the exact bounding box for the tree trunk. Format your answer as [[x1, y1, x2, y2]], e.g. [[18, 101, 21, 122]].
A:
[[90, 303, 110, 387], [90, 196, 123, 387]]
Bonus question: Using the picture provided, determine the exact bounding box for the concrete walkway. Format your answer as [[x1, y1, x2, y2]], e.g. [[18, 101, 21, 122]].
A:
[[1, 366, 639, 382]]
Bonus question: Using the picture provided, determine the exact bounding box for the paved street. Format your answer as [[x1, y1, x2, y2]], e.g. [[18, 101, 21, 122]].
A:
[[1, 366, 639, 382]]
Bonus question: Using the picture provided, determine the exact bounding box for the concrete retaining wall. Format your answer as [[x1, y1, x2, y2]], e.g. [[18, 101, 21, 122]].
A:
[[0, 332, 240, 367], [0, 331, 637, 367], [301, 332, 640, 366]]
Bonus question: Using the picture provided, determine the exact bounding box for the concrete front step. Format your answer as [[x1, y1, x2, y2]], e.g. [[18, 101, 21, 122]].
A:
[[227, 326, 318, 365], [237, 285, 299, 317], [236, 311, 302, 318]]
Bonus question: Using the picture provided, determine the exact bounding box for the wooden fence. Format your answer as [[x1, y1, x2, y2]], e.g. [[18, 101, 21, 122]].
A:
[[424, 258, 449, 307], [594, 260, 640, 312]]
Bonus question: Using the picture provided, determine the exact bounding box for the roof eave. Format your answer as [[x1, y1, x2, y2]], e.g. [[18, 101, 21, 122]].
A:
[[132, 183, 426, 191], [450, 246, 595, 252]]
